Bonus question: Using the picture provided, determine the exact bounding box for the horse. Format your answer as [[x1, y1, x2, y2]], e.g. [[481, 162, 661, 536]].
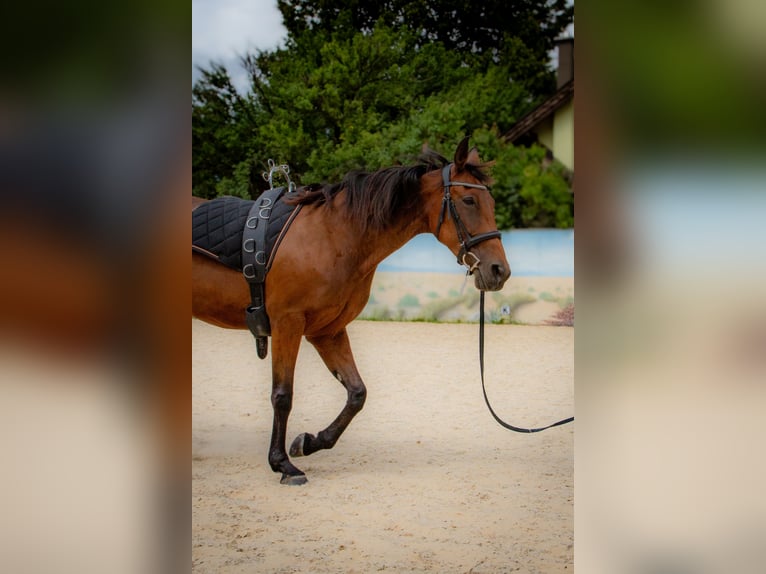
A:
[[192, 138, 511, 484]]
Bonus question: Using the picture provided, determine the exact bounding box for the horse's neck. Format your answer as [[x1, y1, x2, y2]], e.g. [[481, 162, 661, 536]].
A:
[[316, 184, 439, 276], [355, 209, 430, 276]]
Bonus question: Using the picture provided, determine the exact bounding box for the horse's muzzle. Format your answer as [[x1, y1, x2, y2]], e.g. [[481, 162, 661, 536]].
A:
[[474, 260, 511, 291]]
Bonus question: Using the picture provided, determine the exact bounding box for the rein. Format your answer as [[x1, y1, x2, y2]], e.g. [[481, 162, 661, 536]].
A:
[[479, 292, 574, 433], [434, 162, 573, 433]]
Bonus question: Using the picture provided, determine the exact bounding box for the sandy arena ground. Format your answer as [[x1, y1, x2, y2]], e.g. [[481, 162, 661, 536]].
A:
[[193, 312, 573, 572]]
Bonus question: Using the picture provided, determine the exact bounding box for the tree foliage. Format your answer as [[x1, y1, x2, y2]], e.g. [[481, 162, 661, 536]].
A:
[[277, 0, 571, 68], [192, 63, 256, 199], [192, 0, 574, 228], [472, 127, 574, 229]]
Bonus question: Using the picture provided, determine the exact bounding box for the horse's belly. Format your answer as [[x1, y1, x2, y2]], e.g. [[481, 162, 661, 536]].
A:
[[192, 252, 249, 329]]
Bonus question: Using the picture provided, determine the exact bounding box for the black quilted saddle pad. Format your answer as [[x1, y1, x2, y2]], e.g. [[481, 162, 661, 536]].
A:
[[192, 196, 254, 271], [192, 194, 299, 272]]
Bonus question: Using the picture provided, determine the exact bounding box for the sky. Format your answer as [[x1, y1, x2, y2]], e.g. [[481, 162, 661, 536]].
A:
[[192, 0, 287, 92]]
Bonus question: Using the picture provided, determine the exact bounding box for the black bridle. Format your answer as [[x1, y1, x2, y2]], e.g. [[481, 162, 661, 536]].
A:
[[434, 164, 574, 433], [434, 164, 502, 274]]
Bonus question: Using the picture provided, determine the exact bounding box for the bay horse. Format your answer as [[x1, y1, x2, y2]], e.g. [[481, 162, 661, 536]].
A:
[[192, 138, 511, 484]]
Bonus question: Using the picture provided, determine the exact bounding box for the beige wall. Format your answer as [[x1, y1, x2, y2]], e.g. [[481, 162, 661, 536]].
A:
[[552, 99, 574, 170], [536, 117, 554, 151], [529, 99, 574, 171]]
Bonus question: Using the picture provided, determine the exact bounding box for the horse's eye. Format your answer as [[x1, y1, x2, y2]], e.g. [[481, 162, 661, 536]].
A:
[[461, 196, 477, 207]]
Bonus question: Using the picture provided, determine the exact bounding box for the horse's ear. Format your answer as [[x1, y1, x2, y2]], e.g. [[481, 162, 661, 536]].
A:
[[454, 136, 470, 170], [467, 146, 481, 166]]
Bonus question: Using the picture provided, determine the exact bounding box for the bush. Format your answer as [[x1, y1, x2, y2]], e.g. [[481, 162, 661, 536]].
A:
[[545, 304, 574, 326], [472, 127, 573, 229], [214, 161, 254, 200]]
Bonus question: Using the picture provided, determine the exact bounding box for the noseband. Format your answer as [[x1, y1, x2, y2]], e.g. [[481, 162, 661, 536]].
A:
[[434, 164, 502, 274]]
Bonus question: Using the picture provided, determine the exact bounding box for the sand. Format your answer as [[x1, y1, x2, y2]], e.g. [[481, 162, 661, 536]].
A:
[[193, 314, 573, 573]]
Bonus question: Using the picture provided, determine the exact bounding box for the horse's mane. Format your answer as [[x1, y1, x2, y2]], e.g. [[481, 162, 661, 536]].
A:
[[284, 148, 491, 234]]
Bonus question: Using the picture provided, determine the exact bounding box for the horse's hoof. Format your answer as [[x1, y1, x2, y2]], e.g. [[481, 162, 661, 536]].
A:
[[289, 433, 308, 457], [280, 473, 307, 486]]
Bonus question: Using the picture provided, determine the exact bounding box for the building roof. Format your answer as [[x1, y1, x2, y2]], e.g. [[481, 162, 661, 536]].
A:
[[503, 79, 574, 144]]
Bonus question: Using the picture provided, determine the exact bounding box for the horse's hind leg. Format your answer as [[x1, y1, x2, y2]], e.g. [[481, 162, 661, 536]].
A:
[[290, 328, 366, 458], [268, 316, 308, 485]]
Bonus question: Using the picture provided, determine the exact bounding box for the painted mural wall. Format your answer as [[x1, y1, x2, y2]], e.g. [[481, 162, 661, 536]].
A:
[[363, 229, 574, 324]]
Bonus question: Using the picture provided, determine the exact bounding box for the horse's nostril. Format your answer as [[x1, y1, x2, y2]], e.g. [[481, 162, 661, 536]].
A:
[[491, 264, 506, 279]]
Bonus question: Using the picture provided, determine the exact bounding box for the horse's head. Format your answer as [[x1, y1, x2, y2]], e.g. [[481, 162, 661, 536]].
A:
[[429, 138, 511, 291]]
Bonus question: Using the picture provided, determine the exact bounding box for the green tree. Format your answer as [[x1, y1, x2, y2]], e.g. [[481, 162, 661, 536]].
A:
[[192, 63, 257, 198], [300, 59, 531, 182], [472, 127, 573, 228], [277, 0, 572, 91], [215, 159, 257, 200], [192, 2, 575, 228], [240, 25, 474, 180]]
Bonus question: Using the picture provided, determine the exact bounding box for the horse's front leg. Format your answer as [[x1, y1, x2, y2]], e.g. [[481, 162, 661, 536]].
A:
[[268, 315, 307, 485], [290, 328, 367, 458]]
